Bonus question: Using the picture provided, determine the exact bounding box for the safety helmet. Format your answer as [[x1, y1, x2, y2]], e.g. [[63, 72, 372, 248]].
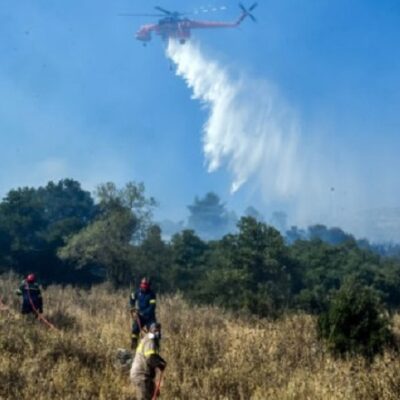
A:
[[149, 322, 161, 332], [139, 277, 150, 290], [149, 322, 162, 340], [26, 273, 36, 283]]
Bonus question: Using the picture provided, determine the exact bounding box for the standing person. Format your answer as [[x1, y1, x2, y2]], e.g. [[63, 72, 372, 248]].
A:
[[130, 277, 157, 350], [130, 322, 167, 400], [16, 273, 43, 316]]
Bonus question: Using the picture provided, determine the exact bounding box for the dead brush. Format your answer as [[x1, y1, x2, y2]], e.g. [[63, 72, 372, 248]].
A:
[[1, 274, 400, 399], [46, 309, 80, 331]]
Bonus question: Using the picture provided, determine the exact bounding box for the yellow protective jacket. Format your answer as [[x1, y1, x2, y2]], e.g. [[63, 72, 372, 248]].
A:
[[130, 333, 166, 381]]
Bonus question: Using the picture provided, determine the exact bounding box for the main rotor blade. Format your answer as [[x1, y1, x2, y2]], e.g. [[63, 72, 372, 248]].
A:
[[239, 3, 246, 13], [155, 6, 172, 15], [118, 13, 165, 17], [249, 2, 258, 11], [249, 13, 257, 22]]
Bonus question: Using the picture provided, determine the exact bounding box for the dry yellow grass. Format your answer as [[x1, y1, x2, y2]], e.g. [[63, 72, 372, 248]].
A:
[[1, 272, 400, 400]]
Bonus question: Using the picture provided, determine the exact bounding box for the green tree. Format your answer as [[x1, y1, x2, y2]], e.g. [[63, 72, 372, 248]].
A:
[[318, 279, 393, 360], [134, 225, 172, 291], [168, 230, 208, 293], [95, 181, 156, 243], [307, 224, 354, 245], [285, 225, 306, 244], [195, 217, 293, 317], [58, 208, 136, 286], [289, 239, 385, 312], [234, 217, 292, 316], [59, 181, 157, 286], [0, 225, 12, 272], [372, 259, 400, 310], [0, 179, 97, 280], [187, 192, 237, 240]]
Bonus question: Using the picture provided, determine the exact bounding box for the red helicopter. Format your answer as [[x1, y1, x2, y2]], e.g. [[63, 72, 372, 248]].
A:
[[121, 3, 257, 45]]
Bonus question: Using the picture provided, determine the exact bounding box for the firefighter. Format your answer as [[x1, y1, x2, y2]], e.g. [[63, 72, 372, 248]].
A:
[[130, 277, 157, 350], [130, 322, 167, 400], [16, 273, 43, 316]]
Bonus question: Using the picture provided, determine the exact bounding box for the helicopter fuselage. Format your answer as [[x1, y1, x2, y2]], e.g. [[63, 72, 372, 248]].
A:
[[135, 9, 252, 45]]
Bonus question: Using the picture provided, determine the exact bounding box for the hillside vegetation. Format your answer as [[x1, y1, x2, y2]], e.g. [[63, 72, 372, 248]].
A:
[[2, 179, 400, 322], [1, 274, 400, 400]]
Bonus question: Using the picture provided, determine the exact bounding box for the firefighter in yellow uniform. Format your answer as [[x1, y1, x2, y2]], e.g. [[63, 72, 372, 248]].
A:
[[130, 322, 167, 400]]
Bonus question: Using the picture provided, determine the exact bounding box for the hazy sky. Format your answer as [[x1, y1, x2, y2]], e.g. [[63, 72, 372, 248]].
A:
[[1, 1, 399, 239]]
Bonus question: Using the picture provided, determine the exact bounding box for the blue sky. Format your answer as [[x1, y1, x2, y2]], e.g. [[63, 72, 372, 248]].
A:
[[1, 1, 399, 239]]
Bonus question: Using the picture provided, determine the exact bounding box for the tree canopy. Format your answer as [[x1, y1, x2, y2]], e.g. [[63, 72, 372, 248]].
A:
[[1, 178, 400, 326], [187, 192, 237, 240]]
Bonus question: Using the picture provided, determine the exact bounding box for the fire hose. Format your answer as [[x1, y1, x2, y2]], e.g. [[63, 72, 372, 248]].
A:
[[152, 370, 164, 400], [25, 282, 58, 331], [0, 284, 58, 331]]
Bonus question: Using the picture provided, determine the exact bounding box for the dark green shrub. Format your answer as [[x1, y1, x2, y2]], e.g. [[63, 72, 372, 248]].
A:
[[318, 279, 393, 360], [296, 286, 329, 314]]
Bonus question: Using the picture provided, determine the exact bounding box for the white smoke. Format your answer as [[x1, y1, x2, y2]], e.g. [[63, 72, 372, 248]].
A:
[[167, 40, 301, 198]]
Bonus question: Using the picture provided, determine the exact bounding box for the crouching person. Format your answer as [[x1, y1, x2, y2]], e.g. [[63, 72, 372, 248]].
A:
[[130, 322, 167, 400]]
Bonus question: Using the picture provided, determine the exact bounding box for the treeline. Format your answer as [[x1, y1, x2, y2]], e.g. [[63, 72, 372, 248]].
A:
[[1, 179, 400, 318]]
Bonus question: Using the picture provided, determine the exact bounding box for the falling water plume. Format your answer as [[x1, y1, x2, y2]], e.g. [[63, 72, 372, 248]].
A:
[[166, 40, 301, 198]]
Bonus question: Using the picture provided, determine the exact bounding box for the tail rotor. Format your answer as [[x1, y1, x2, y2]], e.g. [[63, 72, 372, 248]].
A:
[[239, 2, 258, 22]]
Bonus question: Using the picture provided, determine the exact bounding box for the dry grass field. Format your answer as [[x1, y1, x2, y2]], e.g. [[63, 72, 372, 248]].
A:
[[1, 272, 400, 400]]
